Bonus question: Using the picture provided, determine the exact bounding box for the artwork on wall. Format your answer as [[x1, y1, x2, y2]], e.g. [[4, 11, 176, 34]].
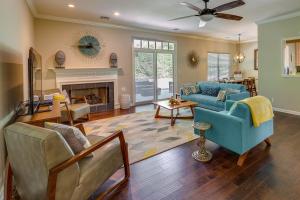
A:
[[77, 35, 101, 57], [109, 53, 118, 68], [72, 30, 106, 64], [254, 49, 259, 70], [55, 50, 66, 68], [188, 51, 200, 67]]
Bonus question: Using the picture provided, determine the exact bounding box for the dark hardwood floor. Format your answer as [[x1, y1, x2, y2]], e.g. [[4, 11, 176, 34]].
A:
[[89, 106, 300, 200]]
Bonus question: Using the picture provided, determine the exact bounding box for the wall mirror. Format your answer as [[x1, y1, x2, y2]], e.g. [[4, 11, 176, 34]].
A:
[[283, 38, 300, 75]]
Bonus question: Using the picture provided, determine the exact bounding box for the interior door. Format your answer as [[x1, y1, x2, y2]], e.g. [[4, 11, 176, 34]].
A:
[[134, 52, 155, 104]]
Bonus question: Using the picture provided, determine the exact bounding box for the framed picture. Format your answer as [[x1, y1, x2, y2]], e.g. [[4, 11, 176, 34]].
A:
[[254, 49, 259, 70]]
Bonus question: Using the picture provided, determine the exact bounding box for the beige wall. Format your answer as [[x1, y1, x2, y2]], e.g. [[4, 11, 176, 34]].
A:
[[0, 0, 34, 198], [240, 42, 258, 78], [258, 15, 300, 112], [34, 19, 237, 100]]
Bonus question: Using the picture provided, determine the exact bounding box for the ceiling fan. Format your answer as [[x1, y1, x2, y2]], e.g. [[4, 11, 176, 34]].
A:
[[170, 0, 245, 28]]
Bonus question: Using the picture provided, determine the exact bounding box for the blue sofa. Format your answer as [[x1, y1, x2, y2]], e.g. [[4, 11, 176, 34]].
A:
[[181, 82, 250, 111], [194, 100, 274, 166]]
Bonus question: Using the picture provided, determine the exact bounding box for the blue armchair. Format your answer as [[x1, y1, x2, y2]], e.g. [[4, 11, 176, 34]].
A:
[[194, 100, 273, 166]]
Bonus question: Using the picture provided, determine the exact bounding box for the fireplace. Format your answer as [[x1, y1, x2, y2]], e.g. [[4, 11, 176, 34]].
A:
[[62, 82, 114, 113]]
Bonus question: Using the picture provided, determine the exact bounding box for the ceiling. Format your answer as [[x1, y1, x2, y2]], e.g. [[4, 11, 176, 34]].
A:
[[29, 0, 300, 41]]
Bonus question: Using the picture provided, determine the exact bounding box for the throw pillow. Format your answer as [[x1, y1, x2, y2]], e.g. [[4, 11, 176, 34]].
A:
[[45, 122, 93, 157], [183, 87, 192, 96], [201, 86, 220, 97], [217, 90, 227, 101], [182, 85, 199, 96]]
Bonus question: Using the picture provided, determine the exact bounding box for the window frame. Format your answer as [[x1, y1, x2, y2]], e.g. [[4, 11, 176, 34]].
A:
[[132, 37, 178, 105], [207, 52, 232, 81]]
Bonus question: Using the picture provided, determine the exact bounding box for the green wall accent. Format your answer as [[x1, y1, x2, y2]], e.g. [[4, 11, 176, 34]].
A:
[[258, 15, 300, 113]]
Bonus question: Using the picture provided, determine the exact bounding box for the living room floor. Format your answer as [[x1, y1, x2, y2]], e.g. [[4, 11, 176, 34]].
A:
[[89, 106, 300, 200]]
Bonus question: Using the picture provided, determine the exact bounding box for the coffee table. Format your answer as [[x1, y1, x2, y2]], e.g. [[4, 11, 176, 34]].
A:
[[153, 100, 198, 126]]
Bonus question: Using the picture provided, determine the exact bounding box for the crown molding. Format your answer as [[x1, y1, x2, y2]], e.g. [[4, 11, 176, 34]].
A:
[[26, 0, 37, 16], [25, 0, 236, 44], [241, 39, 257, 44], [256, 10, 300, 25]]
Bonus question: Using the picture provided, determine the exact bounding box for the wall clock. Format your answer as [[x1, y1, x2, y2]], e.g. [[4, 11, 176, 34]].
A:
[[78, 35, 101, 57]]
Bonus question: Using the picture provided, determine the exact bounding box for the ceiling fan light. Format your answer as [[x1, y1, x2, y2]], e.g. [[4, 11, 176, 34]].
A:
[[199, 20, 207, 28], [200, 14, 214, 22]]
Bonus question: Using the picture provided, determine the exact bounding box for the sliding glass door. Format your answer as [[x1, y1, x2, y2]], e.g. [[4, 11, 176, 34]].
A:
[[133, 39, 175, 104], [134, 52, 155, 103], [157, 53, 173, 100]]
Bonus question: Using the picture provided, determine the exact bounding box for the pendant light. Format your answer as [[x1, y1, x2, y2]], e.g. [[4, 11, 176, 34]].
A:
[[234, 33, 245, 63]]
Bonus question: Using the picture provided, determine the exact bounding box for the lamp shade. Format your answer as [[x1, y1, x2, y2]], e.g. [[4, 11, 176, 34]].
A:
[[200, 14, 214, 22]]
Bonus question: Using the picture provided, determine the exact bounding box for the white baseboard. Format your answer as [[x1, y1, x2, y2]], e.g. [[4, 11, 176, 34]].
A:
[[273, 107, 300, 116]]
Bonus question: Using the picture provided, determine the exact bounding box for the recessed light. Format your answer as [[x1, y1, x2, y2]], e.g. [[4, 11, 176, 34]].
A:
[[68, 4, 75, 8], [114, 12, 120, 16]]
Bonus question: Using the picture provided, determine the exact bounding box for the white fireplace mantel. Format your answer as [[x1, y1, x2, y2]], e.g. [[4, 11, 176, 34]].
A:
[[54, 68, 120, 108]]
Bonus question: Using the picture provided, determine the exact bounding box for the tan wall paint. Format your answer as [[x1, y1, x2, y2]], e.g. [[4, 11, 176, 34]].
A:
[[0, 0, 34, 198], [240, 42, 258, 78], [258, 15, 300, 112], [34, 19, 237, 99]]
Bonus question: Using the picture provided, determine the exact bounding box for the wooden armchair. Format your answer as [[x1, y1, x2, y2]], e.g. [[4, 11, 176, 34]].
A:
[[61, 96, 91, 125], [5, 123, 130, 200], [42, 88, 91, 125]]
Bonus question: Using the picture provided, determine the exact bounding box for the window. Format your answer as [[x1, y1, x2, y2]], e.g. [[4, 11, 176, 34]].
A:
[[133, 39, 175, 51], [149, 41, 155, 49], [142, 40, 148, 49], [162, 42, 169, 50], [134, 39, 141, 48], [156, 41, 162, 50], [208, 53, 231, 81]]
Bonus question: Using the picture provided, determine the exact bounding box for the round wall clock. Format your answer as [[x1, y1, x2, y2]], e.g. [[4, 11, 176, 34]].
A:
[[78, 35, 101, 57]]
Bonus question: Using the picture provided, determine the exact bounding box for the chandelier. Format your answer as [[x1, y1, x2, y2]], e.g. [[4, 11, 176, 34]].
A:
[[234, 33, 245, 63]]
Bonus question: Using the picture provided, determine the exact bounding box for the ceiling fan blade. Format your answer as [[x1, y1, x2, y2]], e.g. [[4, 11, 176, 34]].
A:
[[215, 13, 243, 21], [179, 2, 202, 12], [213, 0, 245, 12], [169, 15, 199, 21]]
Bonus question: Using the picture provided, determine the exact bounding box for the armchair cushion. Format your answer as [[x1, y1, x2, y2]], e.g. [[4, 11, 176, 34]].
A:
[[45, 122, 93, 157], [71, 135, 124, 200]]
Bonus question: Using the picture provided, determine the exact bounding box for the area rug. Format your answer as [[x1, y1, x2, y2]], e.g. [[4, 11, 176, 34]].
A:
[[83, 110, 198, 164]]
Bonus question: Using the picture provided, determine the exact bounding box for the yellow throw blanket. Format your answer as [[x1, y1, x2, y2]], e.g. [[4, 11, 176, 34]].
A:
[[240, 96, 274, 128]]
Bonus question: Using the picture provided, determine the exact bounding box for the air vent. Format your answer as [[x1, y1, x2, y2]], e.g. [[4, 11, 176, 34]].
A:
[[100, 16, 110, 21]]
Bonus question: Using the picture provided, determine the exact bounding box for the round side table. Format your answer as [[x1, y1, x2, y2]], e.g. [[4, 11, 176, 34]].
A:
[[192, 122, 212, 162]]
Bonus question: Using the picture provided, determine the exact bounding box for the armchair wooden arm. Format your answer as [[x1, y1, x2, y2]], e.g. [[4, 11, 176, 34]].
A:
[[47, 130, 130, 200]]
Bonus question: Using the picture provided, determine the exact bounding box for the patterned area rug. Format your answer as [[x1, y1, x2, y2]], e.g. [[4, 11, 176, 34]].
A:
[[84, 110, 198, 164]]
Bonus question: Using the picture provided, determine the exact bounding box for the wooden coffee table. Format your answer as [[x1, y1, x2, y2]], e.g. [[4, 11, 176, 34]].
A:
[[153, 100, 198, 126]]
